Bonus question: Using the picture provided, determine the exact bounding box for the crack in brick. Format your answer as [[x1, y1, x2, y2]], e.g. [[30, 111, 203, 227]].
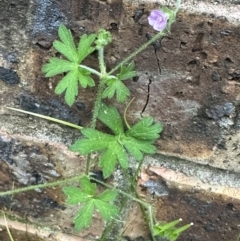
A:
[[141, 77, 152, 116]]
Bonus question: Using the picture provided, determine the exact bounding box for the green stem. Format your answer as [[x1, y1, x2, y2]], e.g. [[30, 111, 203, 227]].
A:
[[124, 97, 135, 129], [90, 80, 105, 129], [108, 0, 181, 76], [174, 0, 181, 14], [0, 175, 84, 197], [122, 163, 157, 241], [86, 78, 104, 174], [100, 192, 129, 241], [5, 107, 83, 130], [79, 64, 101, 77], [86, 47, 107, 175], [98, 47, 106, 76], [4, 214, 14, 241], [91, 177, 149, 207], [0, 174, 148, 207], [108, 31, 165, 75]]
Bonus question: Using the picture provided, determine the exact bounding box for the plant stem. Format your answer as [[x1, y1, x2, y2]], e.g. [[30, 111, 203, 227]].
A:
[[90, 47, 106, 130], [122, 164, 157, 241], [108, 31, 165, 75], [98, 47, 106, 76], [85, 47, 107, 175], [79, 64, 101, 77], [100, 192, 129, 241], [91, 177, 149, 207], [5, 107, 83, 130], [4, 214, 15, 241], [108, 0, 181, 76], [175, 0, 181, 14], [0, 175, 84, 197], [86, 78, 105, 175], [124, 97, 135, 129]]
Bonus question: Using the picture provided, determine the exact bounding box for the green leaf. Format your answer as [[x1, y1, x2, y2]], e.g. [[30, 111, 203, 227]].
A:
[[62, 186, 90, 204], [98, 102, 124, 135], [126, 117, 163, 141], [78, 67, 95, 88], [97, 189, 118, 202], [55, 69, 78, 106], [54, 67, 95, 106], [62, 176, 96, 205], [62, 175, 119, 231], [117, 61, 137, 81], [99, 146, 118, 178], [42, 24, 96, 106], [102, 62, 136, 103], [122, 137, 156, 161], [168, 223, 193, 241], [99, 139, 128, 177], [70, 128, 115, 154], [94, 199, 119, 221], [153, 219, 193, 241], [53, 24, 78, 63], [102, 78, 130, 103], [80, 176, 96, 195], [70, 104, 161, 177], [78, 34, 96, 62], [74, 201, 95, 231], [41, 58, 76, 77]]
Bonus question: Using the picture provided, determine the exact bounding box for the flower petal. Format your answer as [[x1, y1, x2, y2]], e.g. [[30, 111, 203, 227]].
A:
[[148, 16, 156, 26], [150, 10, 162, 19], [148, 9, 169, 31], [153, 21, 165, 31]]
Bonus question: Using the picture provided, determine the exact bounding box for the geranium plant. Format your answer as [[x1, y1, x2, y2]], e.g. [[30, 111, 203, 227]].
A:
[[4, 0, 192, 240]]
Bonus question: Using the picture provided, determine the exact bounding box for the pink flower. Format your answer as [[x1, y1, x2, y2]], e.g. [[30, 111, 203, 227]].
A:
[[148, 10, 168, 31]]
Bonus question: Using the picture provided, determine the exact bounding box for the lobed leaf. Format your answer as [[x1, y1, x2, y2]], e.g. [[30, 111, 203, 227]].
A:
[[42, 25, 96, 107], [97, 189, 118, 202], [53, 67, 95, 106], [99, 147, 118, 178], [94, 200, 119, 221], [70, 104, 161, 177], [117, 61, 137, 81], [70, 129, 115, 154], [78, 34, 96, 62], [126, 117, 163, 141], [54, 24, 79, 63], [122, 137, 156, 161], [78, 67, 95, 88], [41, 58, 76, 77], [54, 69, 79, 106], [74, 201, 95, 231], [98, 102, 124, 135], [99, 139, 128, 178], [62, 186, 90, 204], [102, 78, 130, 103], [80, 176, 96, 195]]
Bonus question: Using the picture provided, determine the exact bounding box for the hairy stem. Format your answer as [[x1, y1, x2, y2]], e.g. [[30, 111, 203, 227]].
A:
[[0, 175, 84, 197], [175, 0, 181, 14], [108, 0, 181, 76], [79, 64, 101, 77], [122, 163, 157, 241], [98, 47, 106, 76], [108, 31, 165, 75], [85, 47, 107, 175], [124, 97, 135, 129], [5, 107, 83, 130], [100, 193, 129, 241]]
